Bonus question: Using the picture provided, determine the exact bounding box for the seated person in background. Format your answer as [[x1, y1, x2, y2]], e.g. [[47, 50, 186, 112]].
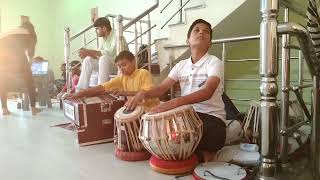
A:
[[57, 60, 81, 100], [32, 56, 55, 96], [76, 17, 127, 91], [67, 50, 159, 112], [125, 19, 226, 162], [55, 63, 66, 93]]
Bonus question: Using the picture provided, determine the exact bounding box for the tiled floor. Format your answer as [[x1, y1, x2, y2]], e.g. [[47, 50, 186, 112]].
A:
[[0, 100, 314, 180], [0, 100, 180, 180]]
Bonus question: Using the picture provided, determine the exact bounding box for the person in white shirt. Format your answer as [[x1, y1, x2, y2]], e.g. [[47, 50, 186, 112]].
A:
[[125, 19, 226, 162], [76, 17, 118, 91]]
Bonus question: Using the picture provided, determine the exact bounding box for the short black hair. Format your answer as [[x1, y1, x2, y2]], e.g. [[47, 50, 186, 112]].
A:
[[115, 50, 135, 63], [93, 17, 112, 30], [187, 19, 212, 40]]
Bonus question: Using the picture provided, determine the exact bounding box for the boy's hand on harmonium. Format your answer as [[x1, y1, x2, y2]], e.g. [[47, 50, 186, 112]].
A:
[[57, 92, 63, 100], [62, 92, 72, 100], [111, 89, 125, 96], [74, 89, 87, 98]]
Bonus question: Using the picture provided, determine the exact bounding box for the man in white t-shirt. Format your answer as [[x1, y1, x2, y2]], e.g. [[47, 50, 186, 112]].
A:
[[125, 19, 226, 162]]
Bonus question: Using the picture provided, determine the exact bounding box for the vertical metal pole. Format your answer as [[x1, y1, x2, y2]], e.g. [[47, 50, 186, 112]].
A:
[[83, 32, 86, 47], [279, 7, 290, 168], [64, 27, 72, 93], [222, 43, 226, 92], [116, 15, 124, 54], [134, 22, 138, 68], [179, 0, 183, 23], [147, 13, 152, 72], [96, 28, 99, 49], [298, 51, 304, 97], [111, 17, 115, 30], [169, 48, 174, 99], [140, 21, 143, 46], [311, 75, 320, 179], [258, 0, 279, 179]]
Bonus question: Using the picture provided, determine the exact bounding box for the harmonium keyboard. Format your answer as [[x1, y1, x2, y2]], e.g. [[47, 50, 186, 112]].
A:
[[63, 94, 125, 146]]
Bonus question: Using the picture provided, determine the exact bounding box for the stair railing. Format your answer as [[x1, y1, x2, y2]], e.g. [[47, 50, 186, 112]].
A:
[[259, 1, 320, 180], [64, 3, 158, 92], [165, 1, 316, 178], [116, 0, 159, 72], [160, 0, 191, 29]]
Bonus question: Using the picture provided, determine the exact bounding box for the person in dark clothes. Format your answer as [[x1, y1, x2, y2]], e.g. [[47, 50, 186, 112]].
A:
[[0, 21, 41, 115]]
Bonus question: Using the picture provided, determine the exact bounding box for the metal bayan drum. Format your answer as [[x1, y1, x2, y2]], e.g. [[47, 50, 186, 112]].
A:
[[114, 106, 145, 152], [139, 105, 203, 160]]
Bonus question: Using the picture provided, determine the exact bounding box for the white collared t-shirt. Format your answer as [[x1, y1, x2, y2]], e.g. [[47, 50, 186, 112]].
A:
[[168, 53, 226, 122]]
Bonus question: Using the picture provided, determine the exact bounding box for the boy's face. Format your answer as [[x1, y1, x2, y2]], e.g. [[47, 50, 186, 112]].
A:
[[116, 58, 136, 76], [187, 23, 211, 50], [71, 68, 76, 75], [71, 67, 80, 75]]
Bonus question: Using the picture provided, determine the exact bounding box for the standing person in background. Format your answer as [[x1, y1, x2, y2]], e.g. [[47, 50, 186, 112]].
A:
[[0, 20, 41, 115]]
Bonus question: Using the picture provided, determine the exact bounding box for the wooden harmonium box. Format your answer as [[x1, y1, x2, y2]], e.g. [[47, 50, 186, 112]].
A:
[[64, 94, 125, 146]]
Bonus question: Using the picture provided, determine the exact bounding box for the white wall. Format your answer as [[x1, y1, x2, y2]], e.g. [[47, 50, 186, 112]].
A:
[[0, 0, 246, 76], [166, 0, 247, 45]]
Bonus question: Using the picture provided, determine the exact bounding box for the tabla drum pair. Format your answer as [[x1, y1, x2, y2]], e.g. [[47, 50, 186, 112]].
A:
[[139, 105, 203, 175], [114, 106, 151, 161]]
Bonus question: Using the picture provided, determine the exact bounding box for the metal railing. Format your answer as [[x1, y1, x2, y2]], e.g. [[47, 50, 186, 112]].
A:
[[166, 34, 305, 100], [64, 1, 159, 92], [166, 34, 261, 100], [259, 1, 320, 180], [161, 0, 191, 29], [164, 2, 317, 178], [160, 0, 205, 29], [68, 14, 150, 55], [116, 0, 159, 72]]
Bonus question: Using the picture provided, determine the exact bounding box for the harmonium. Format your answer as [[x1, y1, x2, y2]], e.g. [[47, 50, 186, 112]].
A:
[[63, 94, 125, 146]]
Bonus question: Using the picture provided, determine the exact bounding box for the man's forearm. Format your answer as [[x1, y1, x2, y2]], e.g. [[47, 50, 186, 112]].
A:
[[175, 87, 214, 106], [144, 86, 169, 99], [88, 49, 102, 59]]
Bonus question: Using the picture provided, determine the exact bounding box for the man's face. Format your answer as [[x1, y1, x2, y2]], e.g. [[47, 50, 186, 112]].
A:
[[116, 58, 136, 76], [95, 26, 110, 38], [187, 23, 211, 49]]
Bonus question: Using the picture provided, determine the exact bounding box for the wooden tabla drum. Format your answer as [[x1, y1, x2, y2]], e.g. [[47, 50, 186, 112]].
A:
[[114, 106, 150, 161], [139, 105, 203, 174]]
